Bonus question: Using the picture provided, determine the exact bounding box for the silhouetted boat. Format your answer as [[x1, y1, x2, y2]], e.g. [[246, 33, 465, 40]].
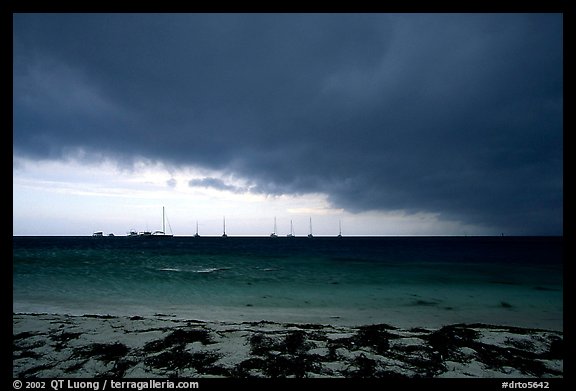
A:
[[270, 217, 278, 238], [308, 217, 314, 238], [194, 221, 200, 238], [127, 207, 173, 237], [287, 220, 295, 238], [222, 217, 228, 238], [151, 206, 173, 237]]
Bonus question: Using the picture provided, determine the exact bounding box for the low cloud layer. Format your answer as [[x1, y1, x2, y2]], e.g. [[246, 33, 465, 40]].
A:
[[13, 13, 563, 234], [188, 177, 246, 194]]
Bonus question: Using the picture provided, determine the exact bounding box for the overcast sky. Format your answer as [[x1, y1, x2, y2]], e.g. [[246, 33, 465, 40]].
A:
[[12, 13, 563, 236]]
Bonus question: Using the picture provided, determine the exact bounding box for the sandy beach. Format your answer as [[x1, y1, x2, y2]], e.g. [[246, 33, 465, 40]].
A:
[[13, 313, 563, 378]]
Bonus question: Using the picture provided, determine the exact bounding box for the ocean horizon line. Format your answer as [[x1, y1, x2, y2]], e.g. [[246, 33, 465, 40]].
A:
[[12, 234, 564, 239]]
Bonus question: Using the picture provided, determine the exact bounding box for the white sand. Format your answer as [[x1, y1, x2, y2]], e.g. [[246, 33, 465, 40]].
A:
[[13, 313, 563, 378]]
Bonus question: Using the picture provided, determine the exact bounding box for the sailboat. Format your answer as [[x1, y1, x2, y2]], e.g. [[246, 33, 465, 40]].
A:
[[222, 216, 228, 238], [151, 206, 173, 237], [270, 217, 278, 238], [337, 220, 343, 238], [194, 221, 200, 238], [307, 217, 314, 238], [287, 220, 295, 238]]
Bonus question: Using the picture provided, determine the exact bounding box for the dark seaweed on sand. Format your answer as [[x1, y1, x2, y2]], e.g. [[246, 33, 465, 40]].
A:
[[72, 342, 130, 363], [51, 331, 82, 351], [344, 353, 410, 379], [249, 330, 314, 356], [242, 330, 321, 378], [143, 328, 214, 353], [144, 348, 221, 372], [426, 324, 563, 377], [12, 314, 564, 379], [355, 324, 398, 355]]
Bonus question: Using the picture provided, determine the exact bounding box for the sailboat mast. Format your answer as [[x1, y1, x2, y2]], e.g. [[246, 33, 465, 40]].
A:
[[163, 206, 165, 234]]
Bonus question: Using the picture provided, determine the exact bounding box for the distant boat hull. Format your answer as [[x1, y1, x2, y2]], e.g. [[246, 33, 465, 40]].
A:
[[127, 233, 173, 238], [152, 232, 173, 238], [126, 207, 174, 238]]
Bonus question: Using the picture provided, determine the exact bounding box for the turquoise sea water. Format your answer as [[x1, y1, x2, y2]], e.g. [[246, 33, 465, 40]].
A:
[[12, 236, 563, 330]]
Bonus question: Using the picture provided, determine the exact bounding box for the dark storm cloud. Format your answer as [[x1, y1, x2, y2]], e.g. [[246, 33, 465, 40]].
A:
[[188, 177, 246, 194], [13, 13, 563, 234]]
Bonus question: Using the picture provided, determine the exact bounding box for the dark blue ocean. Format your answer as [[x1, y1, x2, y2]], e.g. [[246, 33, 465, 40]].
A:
[[12, 236, 563, 330]]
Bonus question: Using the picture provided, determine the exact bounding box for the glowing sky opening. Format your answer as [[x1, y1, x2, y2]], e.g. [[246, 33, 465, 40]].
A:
[[12, 157, 493, 236]]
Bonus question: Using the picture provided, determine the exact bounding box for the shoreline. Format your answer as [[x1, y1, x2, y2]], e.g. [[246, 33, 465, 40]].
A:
[[13, 312, 563, 378], [13, 301, 564, 333]]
